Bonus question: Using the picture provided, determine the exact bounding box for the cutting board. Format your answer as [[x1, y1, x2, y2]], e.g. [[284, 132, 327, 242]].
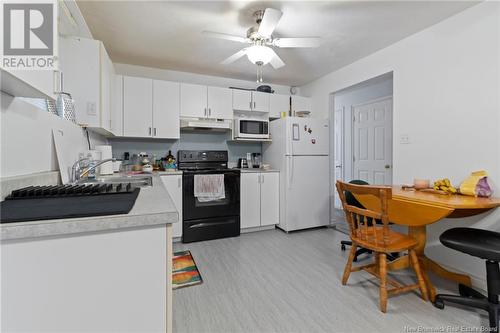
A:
[[52, 128, 74, 184]]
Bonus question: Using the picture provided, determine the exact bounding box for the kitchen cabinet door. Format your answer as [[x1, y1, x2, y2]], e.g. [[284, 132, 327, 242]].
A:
[[260, 173, 280, 226], [153, 80, 180, 139], [252, 91, 270, 113], [99, 43, 112, 132], [111, 75, 123, 136], [269, 94, 290, 118], [232, 89, 252, 111], [59, 36, 101, 127], [207, 86, 232, 119], [291, 95, 312, 114], [180, 83, 207, 118], [240, 173, 261, 229], [123, 76, 153, 137], [161, 175, 183, 239]]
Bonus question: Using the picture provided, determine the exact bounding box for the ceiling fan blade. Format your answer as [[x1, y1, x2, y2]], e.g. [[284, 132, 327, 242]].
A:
[[258, 8, 282, 37], [273, 37, 321, 48], [202, 31, 249, 43], [221, 48, 248, 65], [268, 49, 285, 69]]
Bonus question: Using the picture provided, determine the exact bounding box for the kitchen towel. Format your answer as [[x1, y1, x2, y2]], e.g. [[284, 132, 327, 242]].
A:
[[194, 174, 225, 202]]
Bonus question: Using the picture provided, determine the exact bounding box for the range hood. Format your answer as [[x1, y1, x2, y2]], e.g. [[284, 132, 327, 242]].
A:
[[180, 118, 232, 132]]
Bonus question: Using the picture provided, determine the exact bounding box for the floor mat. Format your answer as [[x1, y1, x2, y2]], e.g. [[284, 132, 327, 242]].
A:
[[172, 250, 203, 289]]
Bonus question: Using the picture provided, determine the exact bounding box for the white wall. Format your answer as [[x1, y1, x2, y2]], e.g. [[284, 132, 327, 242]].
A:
[[114, 63, 291, 95], [301, 2, 500, 288], [0, 92, 107, 178]]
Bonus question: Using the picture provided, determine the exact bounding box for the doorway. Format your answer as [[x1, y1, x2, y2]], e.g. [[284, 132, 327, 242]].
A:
[[330, 73, 393, 216]]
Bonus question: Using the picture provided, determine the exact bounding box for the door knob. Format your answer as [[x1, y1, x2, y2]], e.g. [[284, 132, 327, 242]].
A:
[[385, 165, 391, 169], [335, 165, 342, 168]]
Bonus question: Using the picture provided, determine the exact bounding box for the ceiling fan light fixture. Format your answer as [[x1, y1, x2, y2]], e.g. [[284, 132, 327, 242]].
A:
[[246, 45, 274, 65]]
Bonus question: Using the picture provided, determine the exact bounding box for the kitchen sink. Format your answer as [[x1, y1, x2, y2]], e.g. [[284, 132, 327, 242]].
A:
[[77, 175, 153, 187]]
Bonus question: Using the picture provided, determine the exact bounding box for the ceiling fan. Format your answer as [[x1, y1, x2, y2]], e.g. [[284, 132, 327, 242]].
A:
[[202, 8, 321, 82]]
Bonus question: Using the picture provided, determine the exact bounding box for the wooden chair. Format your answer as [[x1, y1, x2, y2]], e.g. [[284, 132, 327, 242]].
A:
[[336, 181, 428, 313]]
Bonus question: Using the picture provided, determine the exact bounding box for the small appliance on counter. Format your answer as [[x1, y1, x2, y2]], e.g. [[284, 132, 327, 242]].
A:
[[237, 158, 248, 169], [251, 153, 261, 168]]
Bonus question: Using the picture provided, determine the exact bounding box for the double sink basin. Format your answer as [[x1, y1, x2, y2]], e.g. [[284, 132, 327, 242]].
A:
[[77, 174, 153, 187]]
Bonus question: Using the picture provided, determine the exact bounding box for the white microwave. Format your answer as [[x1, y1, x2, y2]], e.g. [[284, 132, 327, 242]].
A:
[[234, 118, 270, 139]]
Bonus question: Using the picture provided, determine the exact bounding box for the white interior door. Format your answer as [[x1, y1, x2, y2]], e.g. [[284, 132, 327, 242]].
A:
[[333, 108, 344, 208], [353, 97, 393, 185]]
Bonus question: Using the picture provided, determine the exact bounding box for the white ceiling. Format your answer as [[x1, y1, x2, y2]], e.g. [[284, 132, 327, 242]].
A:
[[77, 1, 478, 86]]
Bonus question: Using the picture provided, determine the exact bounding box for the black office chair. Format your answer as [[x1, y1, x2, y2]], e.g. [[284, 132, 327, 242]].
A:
[[339, 179, 398, 262], [434, 228, 500, 331]]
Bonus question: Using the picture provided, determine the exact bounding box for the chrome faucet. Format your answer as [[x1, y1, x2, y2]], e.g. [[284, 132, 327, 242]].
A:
[[71, 158, 116, 183]]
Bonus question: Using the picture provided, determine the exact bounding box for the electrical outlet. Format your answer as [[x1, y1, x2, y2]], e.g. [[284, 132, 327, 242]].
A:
[[399, 134, 410, 144], [87, 102, 97, 115]]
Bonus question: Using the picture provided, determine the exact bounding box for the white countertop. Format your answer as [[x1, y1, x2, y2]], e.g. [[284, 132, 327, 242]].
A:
[[1, 174, 179, 241]]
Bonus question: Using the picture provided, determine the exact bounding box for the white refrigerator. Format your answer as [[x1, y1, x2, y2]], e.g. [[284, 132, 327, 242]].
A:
[[263, 117, 330, 232]]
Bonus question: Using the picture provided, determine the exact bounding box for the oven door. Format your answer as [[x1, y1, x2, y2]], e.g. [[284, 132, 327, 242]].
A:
[[182, 169, 240, 221]]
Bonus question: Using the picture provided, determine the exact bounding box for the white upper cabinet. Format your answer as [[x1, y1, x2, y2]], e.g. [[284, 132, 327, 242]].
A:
[[207, 86, 232, 119], [232, 89, 269, 113], [180, 83, 208, 118], [123, 76, 153, 138], [269, 94, 290, 118], [111, 75, 123, 136], [122, 76, 180, 139], [291, 95, 312, 114], [59, 36, 112, 133], [153, 80, 180, 139], [181, 84, 232, 119], [232, 89, 253, 111], [252, 91, 270, 112]]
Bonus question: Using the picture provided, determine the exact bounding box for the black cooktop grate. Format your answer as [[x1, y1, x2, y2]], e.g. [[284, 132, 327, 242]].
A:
[[5, 183, 134, 200]]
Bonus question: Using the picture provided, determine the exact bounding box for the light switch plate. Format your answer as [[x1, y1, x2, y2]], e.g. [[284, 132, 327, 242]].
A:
[[87, 102, 97, 115], [399, 134, 410, 144]]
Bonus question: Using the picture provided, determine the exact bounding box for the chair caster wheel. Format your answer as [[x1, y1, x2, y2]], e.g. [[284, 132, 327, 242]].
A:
[[341, 244, 346, 251], [433, 299, 445, 310]]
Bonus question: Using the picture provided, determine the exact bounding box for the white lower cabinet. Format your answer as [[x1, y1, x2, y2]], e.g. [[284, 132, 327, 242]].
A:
[[260, 173, 280, 226], [161, 175, 183, 239], [240, 172, 279, 229]]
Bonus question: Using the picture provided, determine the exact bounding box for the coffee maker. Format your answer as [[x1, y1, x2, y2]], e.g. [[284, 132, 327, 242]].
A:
[[251, 153, 261, 169]]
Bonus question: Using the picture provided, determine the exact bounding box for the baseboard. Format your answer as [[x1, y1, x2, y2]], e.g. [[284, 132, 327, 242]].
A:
[[241, 225, 276, 234], [436, 261, 487, 293]]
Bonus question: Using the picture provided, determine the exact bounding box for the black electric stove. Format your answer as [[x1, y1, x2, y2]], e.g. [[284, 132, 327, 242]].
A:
[[178, 150, 240, 243], [0, 183, 140, 223]]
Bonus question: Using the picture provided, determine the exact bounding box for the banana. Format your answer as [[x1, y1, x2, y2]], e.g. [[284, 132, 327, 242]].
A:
[[433, 178, 457, 195]]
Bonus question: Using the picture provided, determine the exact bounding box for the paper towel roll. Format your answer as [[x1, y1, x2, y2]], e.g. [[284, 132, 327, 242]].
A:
[[95, 145, 113, 175]]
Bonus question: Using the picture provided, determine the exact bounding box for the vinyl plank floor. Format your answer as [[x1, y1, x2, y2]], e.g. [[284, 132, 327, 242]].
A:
[[173, 228, 486, 333]]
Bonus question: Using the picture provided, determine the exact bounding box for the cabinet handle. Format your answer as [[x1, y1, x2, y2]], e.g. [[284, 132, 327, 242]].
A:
[[178, 178, 181, 187], [204, 108, 207, 117], [149, 127, 152, 135], [154, 127, 157, 136], [261, 174, 264, 183], [253, 101, 256, 109], [209, 108, 211, 117], [258, 174, 261, 183], [249, 101, 252, 110]]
